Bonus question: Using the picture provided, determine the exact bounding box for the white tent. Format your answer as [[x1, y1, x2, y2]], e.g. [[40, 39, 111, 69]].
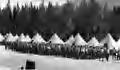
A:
[[18, 33, 26, 42], [100, 33, 117, 49], [115, 38, 120, 50], [48, 33, 64, 44], [65, 35, 75, 46], [5, 33, 12, 38], [5, 33, 19, 42], [32, 33, 46, 43], [88, 37, 100, 47], [5, 33, 16, 42], [74, 33, 87, 46], [0, 33, 4, 42], [25, 35, 32, 42], [14, 34, 19, 40], [18, 34, 31, 42]]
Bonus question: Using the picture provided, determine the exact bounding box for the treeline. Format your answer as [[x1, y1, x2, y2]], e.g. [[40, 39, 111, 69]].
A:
[[0, 0, 120, 41]]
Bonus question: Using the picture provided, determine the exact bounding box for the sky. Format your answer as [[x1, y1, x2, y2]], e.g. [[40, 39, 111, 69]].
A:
[[0, 0, 120, 10]]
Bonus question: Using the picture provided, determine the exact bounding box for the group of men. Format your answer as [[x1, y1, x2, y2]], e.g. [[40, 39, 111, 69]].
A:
[[4, 41, 120, 61]]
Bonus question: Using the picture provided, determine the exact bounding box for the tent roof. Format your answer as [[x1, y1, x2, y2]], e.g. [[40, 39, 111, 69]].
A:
[[100, 33, 117, 49], [25, 35, 32, 41], [4, 33, 10, 37], [48, 33, 64, 44], [74, 33, 87, 46], [6, 34, 19, 42], [116, 39, 120, 50], [88, 37, 100, 47], [19, 33, 25, 38], [0, 33, 4, 42], [32, 33, 46, 43], [18, 33, 25, 41], [18, 34, 31, 42], [5, 33, 15, 42], [65, 35, 75, 46], [14, 34, 19, 39], [5, 33, 12, 38]]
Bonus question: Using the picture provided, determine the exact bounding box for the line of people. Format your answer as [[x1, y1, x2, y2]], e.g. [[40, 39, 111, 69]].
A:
[[1, 33, 120, 61], [4, 42, 120, 61]]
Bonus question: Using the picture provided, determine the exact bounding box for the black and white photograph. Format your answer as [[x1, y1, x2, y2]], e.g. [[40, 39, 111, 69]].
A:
[[0, 0, 120, 70]]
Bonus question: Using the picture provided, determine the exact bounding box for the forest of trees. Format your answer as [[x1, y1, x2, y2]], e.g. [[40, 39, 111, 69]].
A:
[[0, 0, 120, 41]]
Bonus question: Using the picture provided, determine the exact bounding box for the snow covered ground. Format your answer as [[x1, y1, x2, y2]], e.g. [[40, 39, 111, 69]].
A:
[[0, 45, 120, 70]]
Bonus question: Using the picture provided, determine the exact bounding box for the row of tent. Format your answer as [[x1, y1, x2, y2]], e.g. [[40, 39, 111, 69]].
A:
[[0, 33, 119, 50]]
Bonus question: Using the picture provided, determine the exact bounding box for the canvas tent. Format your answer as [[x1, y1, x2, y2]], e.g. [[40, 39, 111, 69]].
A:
[[0, 33, 4, 42], [100, 33, 117, 49], [18, 34, 32, 42], [5, 33, 12, 38], [115, 38, 120, 50], [88, 37, 100, 47], [48, 33, 64, 44], [25, 35, 32, 42], [5, 33, 17, 42], [74, 33, 87, 46], [65, 35, 75, 46], [18, 33, 26, 42], [14, 34, 19, 40], [6, 33, 19, 42], [32, 33, 46, 43]]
